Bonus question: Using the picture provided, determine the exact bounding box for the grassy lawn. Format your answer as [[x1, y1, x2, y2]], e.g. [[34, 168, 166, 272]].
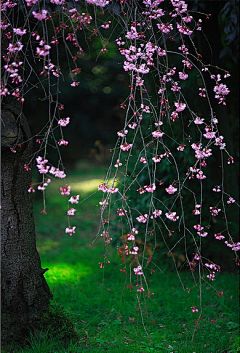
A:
[[19, 161, 239, 352]]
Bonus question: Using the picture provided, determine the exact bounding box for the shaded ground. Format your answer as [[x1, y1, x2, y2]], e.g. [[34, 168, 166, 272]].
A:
[[16, 161, 240, 352]]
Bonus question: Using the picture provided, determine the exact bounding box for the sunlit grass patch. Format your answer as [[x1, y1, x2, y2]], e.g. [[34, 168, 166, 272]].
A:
[[42, 262, 92, 284]]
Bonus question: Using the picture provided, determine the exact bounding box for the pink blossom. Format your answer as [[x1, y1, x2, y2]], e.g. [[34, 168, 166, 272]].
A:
[[0, 20, 10, 30], [69, 195, 80, 204], [132, 227, 138, 234], [7, 42, 23, 53], [60, 184, 71, 195], [67, 208, 76, 216], [214, 233, 225, 240], [140, 157, 147, 163], [182, 59, 192, 68], [136, 77, 144, 86], [199, 88, 206, 97], [37, 164, 50, 174], [36, 45, 51, 57], [171, 111, 179, 122], [13, 28, 27, 36], [177, 144, 185, 151], [98, 183, 108, 193], [171, 82, 181, 92], [99, 199, 108, 207], [36, 156, 48, 165], [28, 184, 35, 193], [205, 262, 220, 272], [85, 0, 109, 7], [133, 265, 143, 275], [214, 136, 226, 150], [24, 164, 31, 171], [117, 208, 127, 216], [0, 86, 10, 96], [152, 155, 162, 163], [165, 212, 179, 222], [58, 139, 68, 146], [209, 207, 221, 217], [143, 0, 164, 9], [177, 23, 193, 35], [37, 184, 46, 191], [204, 131, 216, 139], [179, 45, 189, 54], [108, 187, 119, 194], [213, 83, 230, 97], [197, 231, 208, 237], [157, 23, 173, 34], [137, 187, 146, 194], [227, 197, 235, 204], [127, 234, 135, 241], [120, 142, 132, 151], [32, 10, 48, 21], [192, 208, 201, 215], [101, 21, 111, 29], [50, 0, 65, 4], [157, 48, 166, 56], [212, 186, 221, 192], [130, 246, 139, 255], [193, 224, 203, 231], [71, 81, 80, 87], [179, 72, 188, 80], [136, 214, 148, 223], [183, 15, 193, 23], [152, 130, 164, 138], [137, 286, 145, 292], [151, 209, 162, 219], [58, 117, 70, 127], [194, 117, 204, 125], [174, 102, 186, 112], [191, 306, 199, 313], [196, 171, 206, 180], [49, 167, 66, 178], [125, 26, 139, 40], [165, 185, 177, 194], [144, 183, 156, 193], [65, 226, 76, 236], [207, 272, 216, 281], [154, 121, 163, 127], [114, 159, 122, 168], [25, 0, 38, 6], [128, 122, 137, 129], [117, 129, 128, 137]]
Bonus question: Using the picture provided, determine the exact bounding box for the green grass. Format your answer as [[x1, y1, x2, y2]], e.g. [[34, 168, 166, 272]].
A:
[[16, 161, 239, 352]]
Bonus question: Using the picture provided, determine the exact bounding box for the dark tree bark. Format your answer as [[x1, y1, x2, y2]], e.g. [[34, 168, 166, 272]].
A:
[[1, 103, 52, 345]]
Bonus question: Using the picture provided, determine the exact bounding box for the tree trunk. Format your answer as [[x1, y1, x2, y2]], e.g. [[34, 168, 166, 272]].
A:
[[1, 104, 52, 345]]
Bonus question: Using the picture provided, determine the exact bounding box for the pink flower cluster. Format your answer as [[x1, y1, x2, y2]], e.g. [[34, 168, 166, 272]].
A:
[[165, 212, 179, 222], [136, 214, 148, 223], [60, 184, 71, 195], [32, 10, 48, 21], [36, 156, 66, 178], [85, 0, 109, 7], [58, 117, 70, 126], [98, 183, 119, 194], [209, 207, 221, 217], [69, 195, 79, 204], [133, 265, 143, 275], [65, 226, 76, 236], [100, 231, 112, 244]]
